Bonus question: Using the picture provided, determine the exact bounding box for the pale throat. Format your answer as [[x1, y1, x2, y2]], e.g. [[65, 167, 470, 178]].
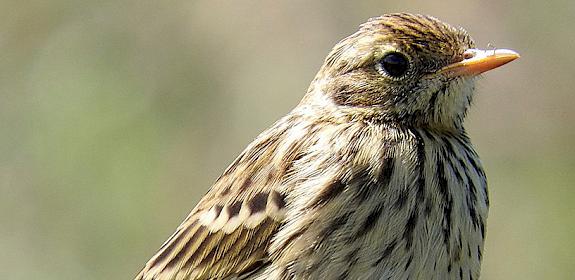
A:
[[403, 77, 477, 131]]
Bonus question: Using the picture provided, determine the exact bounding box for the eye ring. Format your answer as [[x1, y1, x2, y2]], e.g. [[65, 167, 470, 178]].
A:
[[377, 52, 410, 78]]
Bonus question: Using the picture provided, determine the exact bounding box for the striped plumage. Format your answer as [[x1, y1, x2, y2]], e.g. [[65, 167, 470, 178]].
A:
[[135, 13, 517, 280]]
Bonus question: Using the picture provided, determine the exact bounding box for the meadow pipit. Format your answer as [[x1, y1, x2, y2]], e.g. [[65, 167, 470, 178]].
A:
[[135, 13, 519, 279]]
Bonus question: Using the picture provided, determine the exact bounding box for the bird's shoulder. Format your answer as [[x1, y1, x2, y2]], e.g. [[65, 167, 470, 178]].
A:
[[135, 113, 326, 280]]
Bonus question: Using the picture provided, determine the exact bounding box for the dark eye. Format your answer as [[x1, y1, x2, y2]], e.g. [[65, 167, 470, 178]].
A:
[[379, 52, 409, 78]]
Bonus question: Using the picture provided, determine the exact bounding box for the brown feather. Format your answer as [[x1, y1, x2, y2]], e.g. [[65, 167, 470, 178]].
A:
[[135, 114, 305, 279]]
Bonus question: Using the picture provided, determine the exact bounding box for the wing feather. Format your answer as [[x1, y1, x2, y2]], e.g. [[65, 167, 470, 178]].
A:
[[135, 117, 307, 280]]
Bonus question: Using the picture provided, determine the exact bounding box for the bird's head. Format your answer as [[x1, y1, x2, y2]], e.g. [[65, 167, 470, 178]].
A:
[[302, 13, 518, 131]]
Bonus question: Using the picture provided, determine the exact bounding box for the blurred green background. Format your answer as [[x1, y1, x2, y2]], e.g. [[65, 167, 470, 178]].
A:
[[1, 0, 574, 279]]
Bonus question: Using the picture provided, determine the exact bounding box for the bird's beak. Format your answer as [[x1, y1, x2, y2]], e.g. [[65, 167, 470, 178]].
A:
[[439, 48, 520, 76]]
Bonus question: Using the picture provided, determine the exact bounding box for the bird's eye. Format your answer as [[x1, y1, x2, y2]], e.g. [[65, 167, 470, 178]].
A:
[[378, 52, 409, 78]]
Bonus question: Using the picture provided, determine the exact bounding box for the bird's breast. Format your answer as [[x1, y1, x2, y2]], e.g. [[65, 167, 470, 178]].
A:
[[267, 123, 488, 280]]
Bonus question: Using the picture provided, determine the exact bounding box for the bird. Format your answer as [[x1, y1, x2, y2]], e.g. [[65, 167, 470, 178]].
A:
[[135, 13, 519, 280]]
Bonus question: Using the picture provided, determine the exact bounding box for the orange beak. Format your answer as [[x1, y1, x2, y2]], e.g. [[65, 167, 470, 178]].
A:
[[440, 48, 520, 76]]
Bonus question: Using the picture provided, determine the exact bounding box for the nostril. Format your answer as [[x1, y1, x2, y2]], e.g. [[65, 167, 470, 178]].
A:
[[463, 51, 475, 60]]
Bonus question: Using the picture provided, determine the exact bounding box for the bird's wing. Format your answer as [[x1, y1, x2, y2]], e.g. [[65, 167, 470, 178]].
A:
[[135, 123, 302, 280]]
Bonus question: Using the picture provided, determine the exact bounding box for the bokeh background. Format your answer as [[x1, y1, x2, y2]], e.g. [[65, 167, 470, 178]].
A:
[[1, 0, 574, 279]]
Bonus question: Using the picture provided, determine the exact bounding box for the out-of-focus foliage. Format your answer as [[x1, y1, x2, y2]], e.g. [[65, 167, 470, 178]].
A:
[[1, 1, 573, 279]]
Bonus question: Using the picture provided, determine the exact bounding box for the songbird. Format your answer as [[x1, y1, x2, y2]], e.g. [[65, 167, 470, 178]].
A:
[[135, 13, 519, 280]]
